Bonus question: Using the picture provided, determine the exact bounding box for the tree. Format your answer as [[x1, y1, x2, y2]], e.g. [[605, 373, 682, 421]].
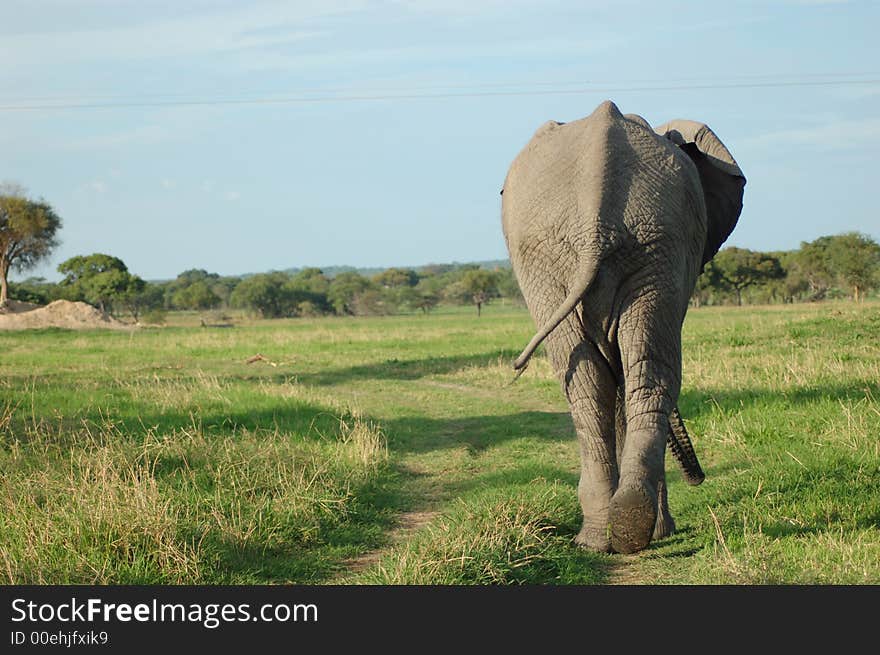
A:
[[172, 280, 220, 310], [795, 236, 837, 300], [172, 268, 218, 286], [7, 276, 59, 305], [230, 273, 284, 317], [57, 253, 144, 316], [229, 272, 318, 318], [413, 271, 446, 297], [289, 268, 331, 295], [350, 288, 392, 316], [691, 261, 725, 307], [827, 232, 880, 302], [209, 277, 240, 308], [460, 269, 499, 316], [712, 247, 784, 306], [373, 267, 419, 289], [166, 269, 220, 309], [327, 272, 374, 315], [494, 267, 524, 304], [0, 184, 62, 308], [286, 268, 331, 314], [413, 290, 440, 314], [121, 282, 164, 323], [412, 279, 441, 314]]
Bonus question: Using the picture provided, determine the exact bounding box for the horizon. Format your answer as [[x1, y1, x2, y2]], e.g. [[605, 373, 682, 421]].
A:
[[10, 234, 872, 286], [3, 1, 879, 282]]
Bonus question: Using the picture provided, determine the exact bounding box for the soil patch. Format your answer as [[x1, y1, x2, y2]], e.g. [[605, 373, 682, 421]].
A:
[[0, 300, 129, 330]]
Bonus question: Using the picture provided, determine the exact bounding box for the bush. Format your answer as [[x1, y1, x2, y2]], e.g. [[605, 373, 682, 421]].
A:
[[141, 308, 167, 325]]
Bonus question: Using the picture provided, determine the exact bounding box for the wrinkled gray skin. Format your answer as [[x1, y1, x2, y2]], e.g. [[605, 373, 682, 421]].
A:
[[501, 100, 745, 554]]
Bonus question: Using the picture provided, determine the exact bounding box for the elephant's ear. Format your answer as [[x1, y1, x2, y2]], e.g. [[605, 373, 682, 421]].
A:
[[655, 119, 746, 267]]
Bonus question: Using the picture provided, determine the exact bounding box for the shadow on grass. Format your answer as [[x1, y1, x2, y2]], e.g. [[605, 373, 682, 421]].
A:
[[679, 380, 880, 420], [1, 348, 519, 390], [382, 410, 574, 454], [3, 394, 353, 446], [190, 477, 407, 584], [281, 350, 520, 386]]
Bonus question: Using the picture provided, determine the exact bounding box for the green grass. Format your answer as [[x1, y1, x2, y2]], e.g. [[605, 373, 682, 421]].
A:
[[1, 302, 878, 584]]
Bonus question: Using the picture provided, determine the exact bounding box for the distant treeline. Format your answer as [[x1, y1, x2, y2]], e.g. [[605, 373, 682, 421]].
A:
[[694, 232, 879, 306], [8, 232, 879, 322], [9, 257, 523, 322]]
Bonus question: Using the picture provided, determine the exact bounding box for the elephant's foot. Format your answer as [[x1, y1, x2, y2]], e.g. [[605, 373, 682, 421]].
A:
[[574, 523, 612, 553], [652, 508, 676, 541], [609, 484, 657, 554]]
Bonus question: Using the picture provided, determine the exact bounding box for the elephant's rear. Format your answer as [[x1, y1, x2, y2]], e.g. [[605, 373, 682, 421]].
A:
[[502, 100, 706, 331], [503, 102, 616, 322], [500, 100, 746, 555]]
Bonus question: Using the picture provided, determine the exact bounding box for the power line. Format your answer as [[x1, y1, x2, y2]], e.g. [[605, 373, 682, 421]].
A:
[[2, 70, 877, 104], [1, 77, 878, 112]]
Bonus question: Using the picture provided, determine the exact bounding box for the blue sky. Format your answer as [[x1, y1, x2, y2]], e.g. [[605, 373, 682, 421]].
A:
[[2, 0, 878, 281]]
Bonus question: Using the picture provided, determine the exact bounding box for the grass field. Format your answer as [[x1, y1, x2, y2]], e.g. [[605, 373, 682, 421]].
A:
[[1, 302, 878, 584]]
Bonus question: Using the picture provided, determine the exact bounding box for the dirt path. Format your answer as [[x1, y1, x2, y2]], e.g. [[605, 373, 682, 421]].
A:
[[605, 555, 648, 585], [332, 375, 644, 585], [338, 509, 439, 579], [331, 462, 443, 583]]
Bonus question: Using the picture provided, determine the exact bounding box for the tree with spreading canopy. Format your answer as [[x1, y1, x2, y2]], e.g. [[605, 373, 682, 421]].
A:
[[795, 236, 837, 301], [450, 269, 499, 316], [229, 272, 323, 318], [373, 267, 419, 289], [287, 268, 332, 314], [0, 184, 62, 308], [121, 282, 164, 323], [57, 253, 145, 317], [172, 280, 220, 311], [494, 267, 524, 304], [827, 232, 880, 302], [290, 268, 331, 295], [411, 281, 441, 314], [166, 269, 219, 309], [712, 247, 785, 306], [229, 273, 290, 318], [327, 272, 375, 315]]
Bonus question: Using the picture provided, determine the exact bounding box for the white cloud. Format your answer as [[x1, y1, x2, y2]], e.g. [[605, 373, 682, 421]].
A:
[[0, 1, 626, 80], [160, 178, 176, 189], [0, 2, 358, 70], [224, 191, 241, 202], [742, 117, 880, 151], [88, 179, 107, 193]]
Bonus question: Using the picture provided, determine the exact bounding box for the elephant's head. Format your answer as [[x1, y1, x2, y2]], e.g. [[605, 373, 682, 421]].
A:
[[654, 120, 746, 268]]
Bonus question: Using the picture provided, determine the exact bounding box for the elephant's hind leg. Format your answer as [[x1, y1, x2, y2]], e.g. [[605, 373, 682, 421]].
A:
[[611, 290, 682, 554], [615, 385, 675, 541], [545, 326, 618, 553]]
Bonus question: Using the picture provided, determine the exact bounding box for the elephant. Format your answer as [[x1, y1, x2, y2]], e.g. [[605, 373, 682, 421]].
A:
[[501, 100, 745, 554]]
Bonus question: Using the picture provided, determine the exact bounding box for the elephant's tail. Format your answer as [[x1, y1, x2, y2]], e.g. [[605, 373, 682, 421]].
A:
[[667, 406, 705, 486], [513, 258, 600, 373]]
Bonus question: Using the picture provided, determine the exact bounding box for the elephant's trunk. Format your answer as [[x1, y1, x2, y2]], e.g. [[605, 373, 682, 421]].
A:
[[667, 407, 705, 486]]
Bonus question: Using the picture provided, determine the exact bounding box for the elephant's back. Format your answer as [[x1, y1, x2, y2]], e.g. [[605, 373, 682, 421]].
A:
[[502, 101, 631, 259], [502, 101, 704, 262]]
